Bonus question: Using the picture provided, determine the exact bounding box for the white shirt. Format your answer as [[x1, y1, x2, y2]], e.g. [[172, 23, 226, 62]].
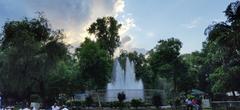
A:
[[62, 107, 69, 110], [23, 108, 31, 110], [52, 106, 60, 110]]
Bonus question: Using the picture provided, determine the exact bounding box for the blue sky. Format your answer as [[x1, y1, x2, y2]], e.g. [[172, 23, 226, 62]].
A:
[[0, 0, 236, 54], [123, 0, 234, 53]]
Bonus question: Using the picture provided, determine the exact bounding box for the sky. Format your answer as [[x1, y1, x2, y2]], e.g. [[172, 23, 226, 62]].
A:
[[0, 0, 236, 55]]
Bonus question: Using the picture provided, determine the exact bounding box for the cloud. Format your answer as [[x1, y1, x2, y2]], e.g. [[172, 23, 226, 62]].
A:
[[182, 17, 201, 29], [114, 0, 125, 16], [114, 34, 148, 57], [119, 17, 136, 35], [0, 0, 146, 56], [0, 0, 126, 46], [121, 35, 132, 45], [131, 48, 148, 55]]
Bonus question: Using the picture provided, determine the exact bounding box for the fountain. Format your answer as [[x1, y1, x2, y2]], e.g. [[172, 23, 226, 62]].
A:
[[106, 57, 144, 101]]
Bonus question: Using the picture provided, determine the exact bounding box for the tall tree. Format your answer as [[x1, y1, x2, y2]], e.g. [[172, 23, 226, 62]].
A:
[[0, 15, 67, 101], [181, 51, 209, 92], [148, 38, 185, 92], [75, 38, 112, 89], [118, 51, 155, 89], [205, 1, 240, 95], [88, 16, 121, 56]]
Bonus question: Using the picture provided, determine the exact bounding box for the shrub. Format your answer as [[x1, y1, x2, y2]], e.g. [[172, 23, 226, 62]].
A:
[[85, 95, 94, 107], [174, 97, 181, 107], [66, 100, 84, 107], [131, 99, 143, 109], [58, 93, 68, 105], [152, 94, 162, 109]]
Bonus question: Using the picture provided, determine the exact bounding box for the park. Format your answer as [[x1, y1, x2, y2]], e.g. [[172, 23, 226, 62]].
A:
[[0, 0, 240, 110]]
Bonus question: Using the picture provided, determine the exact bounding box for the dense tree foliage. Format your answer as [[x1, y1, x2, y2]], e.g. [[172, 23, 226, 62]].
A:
[[204, 1, 240, 95], [75, 38, 112, 89], [148, 38, 188, 92], [88, 16, 121, 56], [0, 15, 68, 102], [118, 51, 155, 89]]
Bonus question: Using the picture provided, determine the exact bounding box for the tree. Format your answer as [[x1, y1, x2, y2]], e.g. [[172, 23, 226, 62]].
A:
[[118, 51, 155, 89], [88, 16, 121, 56], [148, 38, 185, 92], [204, 1, 240, 95], [46, 54, 79, 101], [0, 15, 67, 102], [181, 51, 208, 92], [152, 94, 162, 109], [127, 51, 146, 80], [75, 38, 112, 89]]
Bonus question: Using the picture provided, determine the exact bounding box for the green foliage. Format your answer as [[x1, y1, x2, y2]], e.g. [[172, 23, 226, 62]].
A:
[[148, 38, 187, 91], [130, 99, 143, 109], [204, 1, 240, 95], [110, 101, 125, 108], [47, 56, 79, 99], [85, 95, 94, 107], [75, 38, 112, 89], [119, 51, 155, 88], [152, 94, 162, 108], [66, 100, 84, 107], [181, 52, 206, 92], [148, 38, 182, 78], [0, 14, 68, 101], [88, 16, 121, 56]]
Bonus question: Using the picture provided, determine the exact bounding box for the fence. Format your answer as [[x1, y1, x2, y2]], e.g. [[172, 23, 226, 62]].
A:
[[75, 89, 168, 104], [211, 101, 240, 110]]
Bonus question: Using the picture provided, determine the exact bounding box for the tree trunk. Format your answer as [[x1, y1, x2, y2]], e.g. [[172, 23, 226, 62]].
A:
[[39, 80, 45, 101]]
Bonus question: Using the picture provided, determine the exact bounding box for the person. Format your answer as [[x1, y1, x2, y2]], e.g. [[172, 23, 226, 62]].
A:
[[61, 105, 68, 110], [185, 98, 192, 110], [192, 98, 199, 110], [0, 95, 2, 109], [22, 107, 31, 110], [52, 103, 60, 110]]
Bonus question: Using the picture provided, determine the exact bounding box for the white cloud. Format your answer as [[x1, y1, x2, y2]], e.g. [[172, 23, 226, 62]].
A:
[[114, 0, 125, 16], [119, 17, 136, 35], [121, 35, 132, 45], [4, 0, 125, 47], [114, 34, 148, 57], [182, 17, 201, 29], [0, 0, 146, 56]]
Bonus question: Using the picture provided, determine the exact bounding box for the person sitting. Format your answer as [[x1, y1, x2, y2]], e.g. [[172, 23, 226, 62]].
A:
[[192, 98, 199, 110], [51, 103, 60, 110], [185, 98, 193, 110], [61, 105, 68, 110]]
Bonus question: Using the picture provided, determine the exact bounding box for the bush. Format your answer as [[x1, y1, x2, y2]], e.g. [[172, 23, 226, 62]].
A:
[[152, 94, 162, 108], [174, 97, 181, 106], [131, 99, 143, 109], [66, 100, 84, 107], [58, 93, 68, 105], [85, 95, 94, 107]]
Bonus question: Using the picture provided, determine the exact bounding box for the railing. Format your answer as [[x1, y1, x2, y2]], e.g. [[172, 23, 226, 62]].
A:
[[211, 101, 240, 110], [75, 89, 167, 104]]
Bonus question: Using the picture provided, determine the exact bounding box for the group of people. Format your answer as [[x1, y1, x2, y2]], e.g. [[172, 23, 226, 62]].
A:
[[19, 103, 69, 110], [185, 98, 201, 110], [51, 103, 68, 110]]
